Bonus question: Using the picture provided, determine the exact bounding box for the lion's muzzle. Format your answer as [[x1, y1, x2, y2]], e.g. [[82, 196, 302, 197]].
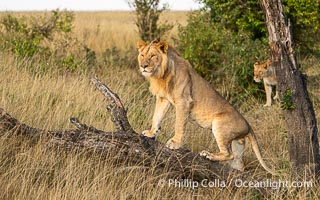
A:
[[140, 63, 148, 69]]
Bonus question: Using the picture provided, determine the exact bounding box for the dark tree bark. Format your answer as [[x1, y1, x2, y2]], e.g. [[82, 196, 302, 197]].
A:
[[260, 0, 320, 176], [0, 77, 238, 182]]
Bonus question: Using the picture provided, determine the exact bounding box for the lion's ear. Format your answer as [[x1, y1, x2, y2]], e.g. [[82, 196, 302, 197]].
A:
[[137, 40, 146, 52], [263, 59, 271, 69], [266, 59, 272, 67], [156, 41, 168, 53]]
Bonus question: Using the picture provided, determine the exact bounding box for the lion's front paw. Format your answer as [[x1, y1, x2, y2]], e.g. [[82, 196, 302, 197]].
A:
[[200, 150, 211, 159], [141, 130, 156, 138], [166, 138, 181, 149]]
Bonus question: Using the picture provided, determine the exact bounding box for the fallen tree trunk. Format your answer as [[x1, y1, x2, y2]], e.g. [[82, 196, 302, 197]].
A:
[[0, 77, 237, 182]]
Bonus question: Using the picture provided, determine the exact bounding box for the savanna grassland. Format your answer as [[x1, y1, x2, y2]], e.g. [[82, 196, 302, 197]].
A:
[[0, 11, 319, 199]]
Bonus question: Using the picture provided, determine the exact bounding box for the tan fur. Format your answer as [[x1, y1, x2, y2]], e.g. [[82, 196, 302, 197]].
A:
[[254, 59, 279, 107], [137, 40, 275, 174]]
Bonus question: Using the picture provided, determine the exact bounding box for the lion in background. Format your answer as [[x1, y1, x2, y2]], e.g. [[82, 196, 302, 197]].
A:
[[254, 59, 279, 106], [137, 39, 275, 174]]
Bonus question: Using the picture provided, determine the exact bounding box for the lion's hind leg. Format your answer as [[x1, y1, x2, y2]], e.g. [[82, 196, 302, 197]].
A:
[[200, 120, 246, 171], [200, 139, 234, 161], [200, 121, 234, 161], [200, 138, 245, 171]]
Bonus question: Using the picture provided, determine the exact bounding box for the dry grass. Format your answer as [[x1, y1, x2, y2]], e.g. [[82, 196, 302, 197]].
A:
[[73, 12, 138, 52], [72, 11, 189, 52], [0, 11, 319, 199]]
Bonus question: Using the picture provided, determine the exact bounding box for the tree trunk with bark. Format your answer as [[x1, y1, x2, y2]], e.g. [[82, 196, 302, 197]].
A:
[[260, 0, 320, 176]]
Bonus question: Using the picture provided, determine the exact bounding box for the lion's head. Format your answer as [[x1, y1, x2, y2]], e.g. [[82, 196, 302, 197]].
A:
[[137, 40, 169, 78], [253, 59, 271, 82]]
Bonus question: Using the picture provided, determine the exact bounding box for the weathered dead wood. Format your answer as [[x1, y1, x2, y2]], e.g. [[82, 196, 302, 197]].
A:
[[0, 77, 247, 182], [90, 77, 133, 132]]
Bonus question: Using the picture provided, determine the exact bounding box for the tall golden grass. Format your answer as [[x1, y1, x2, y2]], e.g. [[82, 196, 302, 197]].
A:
[[0, 11, 319, 199], [72, 11, 188, 52]]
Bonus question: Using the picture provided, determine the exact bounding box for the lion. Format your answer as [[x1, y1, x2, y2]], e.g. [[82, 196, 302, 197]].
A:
[[254, 59, 279, 107], [137, 40, 275, 174]]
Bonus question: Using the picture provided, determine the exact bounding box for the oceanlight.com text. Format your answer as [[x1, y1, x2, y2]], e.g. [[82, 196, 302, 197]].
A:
[[158, 178, 313, 190]]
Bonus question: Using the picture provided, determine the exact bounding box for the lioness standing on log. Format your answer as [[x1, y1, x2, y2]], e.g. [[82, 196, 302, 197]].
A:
[[137, 40, 275, 174]]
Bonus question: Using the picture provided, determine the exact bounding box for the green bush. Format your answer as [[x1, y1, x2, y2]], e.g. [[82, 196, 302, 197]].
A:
[[177, 0, 320, 103], [283, 0, 320, 54], [196, 0, 320, 54], [0, 10, 96, 75], [177, 11, 269, 103], [197, 0, 266, 39], [0, 11, 72, 57]]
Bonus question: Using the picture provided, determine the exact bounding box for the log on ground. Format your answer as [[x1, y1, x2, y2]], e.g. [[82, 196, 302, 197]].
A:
[[0, 77, 241, 182]]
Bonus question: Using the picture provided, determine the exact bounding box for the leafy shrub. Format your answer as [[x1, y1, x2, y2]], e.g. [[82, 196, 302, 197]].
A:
[[177, 0, 320, 103], [177, 11, 269, 103], [283, 0, 320, 54], [0, 11, 72, 57], [0, 10, 96, 75], [197, 0, 266, 40], [196, 0, 320, 55]]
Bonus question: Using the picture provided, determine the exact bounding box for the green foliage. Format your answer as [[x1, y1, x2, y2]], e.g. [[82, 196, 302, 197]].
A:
[[178, 0, 320, 103], [197, 0, 320, 54], [11, 37, 41, 57], [177, 12, 219, 77], [0, 10, 96, 75], [1, 15, 42, 57], [128, 0, 173, 42], [51, 10, 73, 33], [0, 11, 74, 57], [61, 55, 79, 72], [199, 0, 265, 39], [283, 0, 320, 54], [280, 89, 296, 110], [177, 11, 269, 102]]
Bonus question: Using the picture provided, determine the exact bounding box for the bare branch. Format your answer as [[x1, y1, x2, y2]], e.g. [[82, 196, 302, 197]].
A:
[[90, 77, 133, 132]]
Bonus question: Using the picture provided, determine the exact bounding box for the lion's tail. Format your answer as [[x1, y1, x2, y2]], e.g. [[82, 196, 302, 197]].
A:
[[247, 128, 277, 175]]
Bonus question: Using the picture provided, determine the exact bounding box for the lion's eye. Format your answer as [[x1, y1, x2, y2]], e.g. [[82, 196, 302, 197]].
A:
[[150, 54, 156, 59], [141, 54, 144, 58]]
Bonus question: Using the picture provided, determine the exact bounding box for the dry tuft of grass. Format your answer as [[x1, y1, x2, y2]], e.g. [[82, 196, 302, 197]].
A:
[[0, 11, 319, 199]]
